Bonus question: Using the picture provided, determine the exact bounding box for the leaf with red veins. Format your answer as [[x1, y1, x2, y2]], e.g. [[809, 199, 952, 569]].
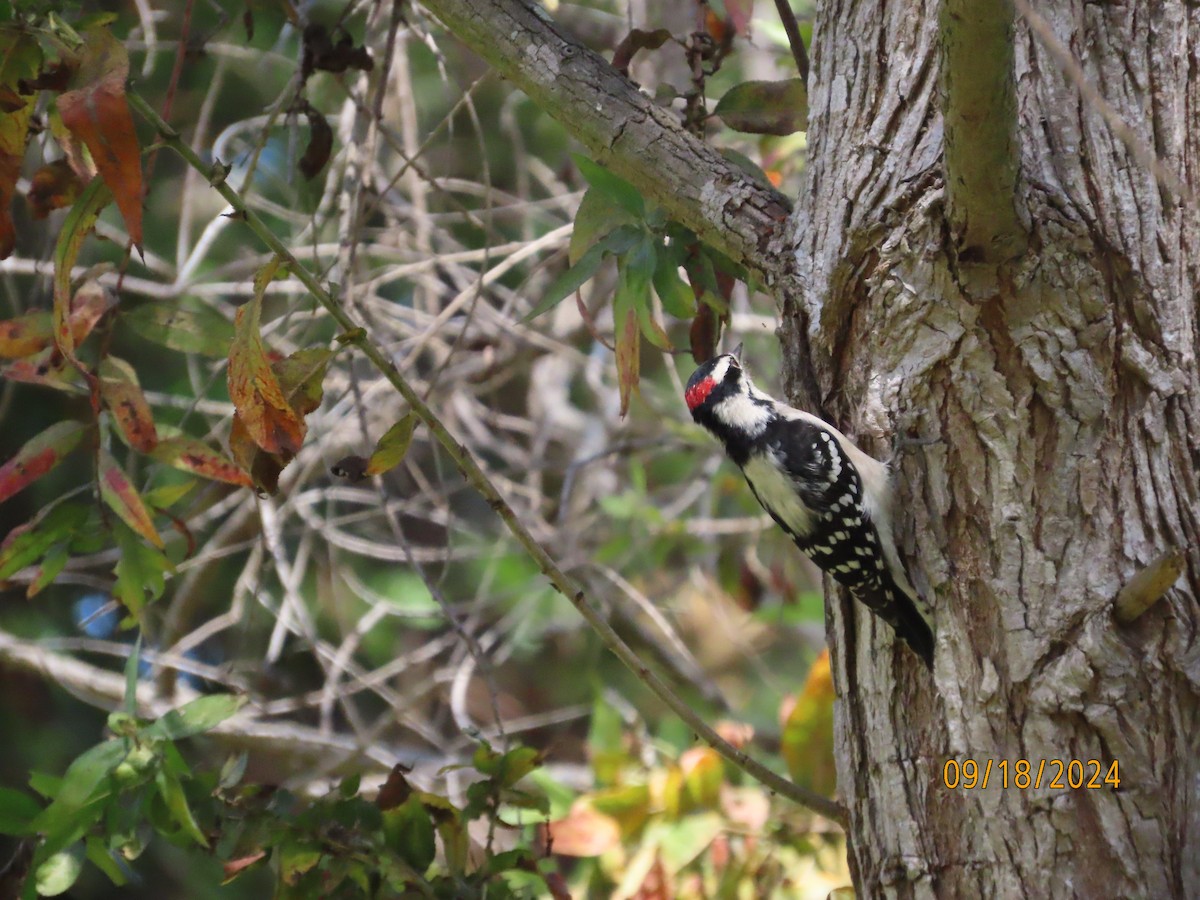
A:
[[150, 436, 252, 488], [0, 421, 87, 505], [98, 449, 163, 548], [99, 359, 158, 453], [56, 27, 143, 249]]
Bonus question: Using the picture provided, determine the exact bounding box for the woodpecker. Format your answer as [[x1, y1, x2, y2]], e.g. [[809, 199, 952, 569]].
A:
[[684, 350, 934, 669]]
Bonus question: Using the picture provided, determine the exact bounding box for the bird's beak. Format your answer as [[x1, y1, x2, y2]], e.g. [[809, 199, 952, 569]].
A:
[[729, 341, 744, 361]]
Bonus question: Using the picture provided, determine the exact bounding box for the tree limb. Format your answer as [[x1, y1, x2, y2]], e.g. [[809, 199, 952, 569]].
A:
[[940, 0, 1028, 263], [418, 0, 795, 286], [127, 92, 848, 827]]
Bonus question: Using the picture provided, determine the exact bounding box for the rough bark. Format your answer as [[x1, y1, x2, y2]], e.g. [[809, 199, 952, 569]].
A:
[[419, 0, 1199, 894], [791, 0, 1200, 896]]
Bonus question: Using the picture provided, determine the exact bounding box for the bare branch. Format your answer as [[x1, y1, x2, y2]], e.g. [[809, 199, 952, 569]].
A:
[[417, 0, 795, 286]]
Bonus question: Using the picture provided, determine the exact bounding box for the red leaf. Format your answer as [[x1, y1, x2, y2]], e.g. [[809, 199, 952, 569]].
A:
[[0, 421, 87, 505], [56, 28, 143, 249], [221, 851, 266, 884], [98, 449, 163, 548]]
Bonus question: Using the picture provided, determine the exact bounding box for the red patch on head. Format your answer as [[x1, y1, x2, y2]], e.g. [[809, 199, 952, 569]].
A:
[[685, 377, 715, 411]]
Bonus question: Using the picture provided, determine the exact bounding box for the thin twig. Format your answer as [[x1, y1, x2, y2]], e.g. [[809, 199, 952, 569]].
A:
[[771, 0, 809, 82]]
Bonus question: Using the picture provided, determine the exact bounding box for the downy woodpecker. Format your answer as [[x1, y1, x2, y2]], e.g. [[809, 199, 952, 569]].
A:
[[684, 351, 935, 669]]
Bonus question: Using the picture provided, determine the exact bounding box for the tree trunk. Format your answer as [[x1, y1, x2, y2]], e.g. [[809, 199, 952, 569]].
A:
[[790, 0, 1200, 895]]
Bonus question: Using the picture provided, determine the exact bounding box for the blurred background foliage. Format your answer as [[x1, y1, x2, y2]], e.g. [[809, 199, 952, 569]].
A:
[[0, 0, 845, 896]]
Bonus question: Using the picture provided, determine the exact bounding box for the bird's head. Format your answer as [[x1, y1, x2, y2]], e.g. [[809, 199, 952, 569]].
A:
[[684, 344, 756, 416]]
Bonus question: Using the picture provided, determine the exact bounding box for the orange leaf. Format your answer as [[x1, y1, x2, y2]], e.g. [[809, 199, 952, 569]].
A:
[[57, 28, 143, 249], [545, 801, 621, 858], [27, 158, 83, 218], [98, 449, 162, 548], [779, 649, 836, 795], [0, 27, 41, 259], [227, 262, 305, 456], [150, 436, 252, 488], [99, 358, 158, 452], [221, 851, 266, 884], [0, 311, 54, 358], [0, 421, 87, 505]]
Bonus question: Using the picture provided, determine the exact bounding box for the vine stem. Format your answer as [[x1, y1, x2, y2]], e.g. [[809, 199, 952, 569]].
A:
[[127, 91, 848, 827]]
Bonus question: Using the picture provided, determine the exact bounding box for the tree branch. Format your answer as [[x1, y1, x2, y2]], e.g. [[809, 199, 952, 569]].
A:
[[940, 0, 1027, 263], [127, 93, 847, 827], [418, 0, 795, 285]]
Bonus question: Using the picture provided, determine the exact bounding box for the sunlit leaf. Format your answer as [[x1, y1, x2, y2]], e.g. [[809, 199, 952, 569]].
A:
[[0, 26, 41, 259], [57, 27, 143, 248], [227, 261, 306, 456], [780, 649, 836, 795], [715, 77, 809, 135], [365, 414, 417, 477], [98, 449, 162, 548], [34, 842, 85, 897], [0, 420, 87, 505], [679, 747, 724, 809], [545, 800, 621, 857]]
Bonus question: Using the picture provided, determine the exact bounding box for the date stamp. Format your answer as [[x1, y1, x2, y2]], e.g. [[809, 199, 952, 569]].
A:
[[942, 758, 1120, 790]]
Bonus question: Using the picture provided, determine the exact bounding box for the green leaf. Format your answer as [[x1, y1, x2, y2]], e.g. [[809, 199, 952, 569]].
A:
[[621, 234, 671, 351], [571, 153, 644, 219], [525, 224, 641, 322], [569, 186, 637, 265], [653, 250, 696, 319], [714, 77, 809, 135], [34, 842, 85, 897], [0, 503, 88, 580], [85, 835, 127, 886], [24, 543, 69, 597], [30, 740, 125, 836], [122, 300, 236, 357], [365, 414, 417, 477], [112, 522, 172, 618], [143, 694, 245, 741], [382, 797, 435, 872], [154, 768, 208, 847], [0, 786, 42, 836]]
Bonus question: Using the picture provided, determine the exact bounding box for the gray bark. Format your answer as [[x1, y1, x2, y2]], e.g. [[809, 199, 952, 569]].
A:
[[792, 0, 1200, 896]]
